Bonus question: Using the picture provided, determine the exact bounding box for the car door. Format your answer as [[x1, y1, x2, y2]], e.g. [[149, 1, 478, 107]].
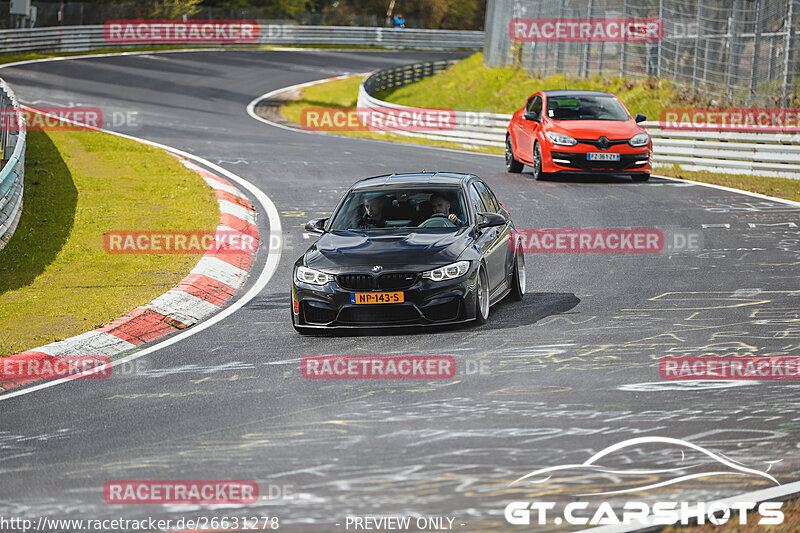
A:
[[467, 183, 494, 280], [519, 95, 543, 162], [512, 96, 533, 162], [472, 180, 510, 296]]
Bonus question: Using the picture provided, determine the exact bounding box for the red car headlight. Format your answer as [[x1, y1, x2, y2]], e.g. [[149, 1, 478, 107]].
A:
[[545, 131, 578, 146], [629, 133, 650, 147]]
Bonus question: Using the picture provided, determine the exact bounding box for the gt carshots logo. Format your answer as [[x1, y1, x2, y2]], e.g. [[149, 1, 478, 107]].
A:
[[504, 500, 783, 526], [504, 437, 784, 527]]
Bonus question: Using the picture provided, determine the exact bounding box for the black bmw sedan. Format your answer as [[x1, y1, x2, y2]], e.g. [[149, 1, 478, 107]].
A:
[[291, 172, 525, 333]]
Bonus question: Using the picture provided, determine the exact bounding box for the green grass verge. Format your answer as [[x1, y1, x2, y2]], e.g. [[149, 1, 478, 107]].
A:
[[279, 74, 503, 155], [0, 123, 219, 356], [377, 52, 689, 119], [657, 165, 800, 202]]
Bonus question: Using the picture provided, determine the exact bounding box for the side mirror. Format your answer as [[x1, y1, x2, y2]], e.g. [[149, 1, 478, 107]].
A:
[[635, 113, 646, 123], [477, 212, 506, 229], [304, 217, 328, 234], [524, 111, 540, 122]]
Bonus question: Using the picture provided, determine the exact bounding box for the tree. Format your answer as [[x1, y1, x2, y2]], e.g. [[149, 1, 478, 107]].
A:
[[205, 0, 310, 18], [140, 0, 203, 19]]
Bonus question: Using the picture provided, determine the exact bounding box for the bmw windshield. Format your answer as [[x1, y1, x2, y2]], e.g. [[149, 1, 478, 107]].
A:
[[329, 188, 468, 231], [546, 95, 630, 121]]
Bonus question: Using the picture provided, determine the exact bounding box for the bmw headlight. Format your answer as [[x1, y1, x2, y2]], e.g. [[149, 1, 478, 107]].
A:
[[629, 133, 649, 147], [545, 131, 578, 146], [296, 266, 333, 285], [422, 261, 470, 281]]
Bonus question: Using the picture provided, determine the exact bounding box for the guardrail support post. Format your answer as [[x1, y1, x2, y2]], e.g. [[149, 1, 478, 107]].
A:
[[749, 0, 764, 102], [782, 0, 799, 106], [581, 0, 593, 78]]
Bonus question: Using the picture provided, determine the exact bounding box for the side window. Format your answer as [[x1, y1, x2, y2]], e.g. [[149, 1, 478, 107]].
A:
[[531, 95, 542, 115], [468, 184, 487, 218], [473, 181, 499, 213]]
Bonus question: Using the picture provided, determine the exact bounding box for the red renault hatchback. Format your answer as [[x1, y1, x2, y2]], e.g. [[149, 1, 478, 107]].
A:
[[505, 90, 652, 181]]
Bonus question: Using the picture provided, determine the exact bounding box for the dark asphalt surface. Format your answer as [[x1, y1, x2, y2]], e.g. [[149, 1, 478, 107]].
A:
[[2, 49, 800, 532]]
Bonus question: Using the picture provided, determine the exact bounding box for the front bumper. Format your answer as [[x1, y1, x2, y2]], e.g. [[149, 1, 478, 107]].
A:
[[292, 269, 479, 328], [546, 147, 651, 173]]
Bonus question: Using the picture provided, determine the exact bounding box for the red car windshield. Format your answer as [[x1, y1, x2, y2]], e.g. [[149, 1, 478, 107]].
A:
[[546, 95, 630, 121]]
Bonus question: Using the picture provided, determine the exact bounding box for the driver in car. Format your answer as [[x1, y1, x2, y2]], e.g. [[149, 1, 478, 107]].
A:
[[361, 195, 388, 228], [419, 192, 459, 227]]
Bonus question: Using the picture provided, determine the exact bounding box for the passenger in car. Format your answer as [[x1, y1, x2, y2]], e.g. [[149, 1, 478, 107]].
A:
[[418, 192, 459, 227]]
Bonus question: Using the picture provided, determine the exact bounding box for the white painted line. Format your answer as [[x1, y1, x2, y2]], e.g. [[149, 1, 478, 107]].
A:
[[654, 174, 800, 208], [0, 47, 239, 70], [244, 77, 505, 160]]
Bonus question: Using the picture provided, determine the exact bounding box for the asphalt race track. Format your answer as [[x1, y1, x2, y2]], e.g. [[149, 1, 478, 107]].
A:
[[2, 49, 800, 532]]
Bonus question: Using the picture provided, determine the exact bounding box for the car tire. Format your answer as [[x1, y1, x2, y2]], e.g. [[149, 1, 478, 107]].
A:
[[531, 142, 548, 181], [505, 136, 524, 173], [632, 173, 650, 182], [507, 253, 525, 301], [475, 265, 490, 325]]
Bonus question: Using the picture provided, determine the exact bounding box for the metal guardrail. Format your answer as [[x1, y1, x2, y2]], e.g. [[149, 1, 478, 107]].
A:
[[358, 62, 800, 179], [362, 59, 456, 94], [0, 25, 484, 54], [0, 78, 25, 251]]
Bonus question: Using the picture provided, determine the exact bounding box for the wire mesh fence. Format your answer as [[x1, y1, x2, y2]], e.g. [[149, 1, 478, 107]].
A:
[[0, 1, 425, 30], [484, 0, 800, 106]]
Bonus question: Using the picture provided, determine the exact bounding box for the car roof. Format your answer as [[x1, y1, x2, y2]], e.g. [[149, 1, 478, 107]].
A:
[[350, 172, 475, 191], [541, 90, 616, 97]]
